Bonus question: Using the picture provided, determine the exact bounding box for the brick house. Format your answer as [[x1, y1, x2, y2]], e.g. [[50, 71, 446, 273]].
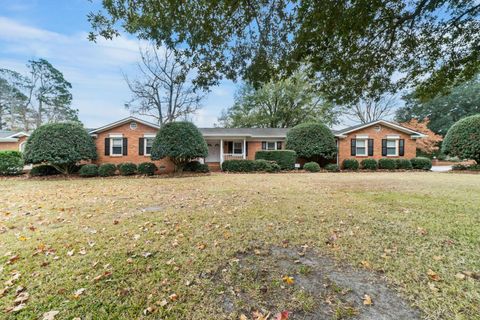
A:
[[0, 117, 425, 171], [0, 131, 30, 152]]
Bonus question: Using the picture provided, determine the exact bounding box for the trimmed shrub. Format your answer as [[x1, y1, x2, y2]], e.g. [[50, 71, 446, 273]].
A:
[[410, 157, 432, 170], [79, 164, 98, 177], [98, 163, 117, 177], [184, 161, 210, 173], [30, 165, 60, 176], [0, 151, 24, 176], [138, 162, 157, 176], [395, 159, 413, 170], [360, 159, 377, 170], [325, 163, 339, 172], [151, 122, 208, 172], [255, 150, 296, 170], [286, 123, 337, 162], [222, 160, 256, 172], [252, 159, 272, 171], [442, 115, 480, 163], [378, 158, 396, 170], [342, 159, 359, 170], [118, 162, 137, 176], [23, 122, 97, 174], [303, 161, 320, 172], [266, 162, 281, 173]]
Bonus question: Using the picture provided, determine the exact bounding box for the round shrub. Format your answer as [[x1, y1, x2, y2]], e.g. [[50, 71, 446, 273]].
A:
[[410, 157, 432, 170], [360, 159, 377, 170], [325, 163, 340, 172], [255, 150, 296, 170], [442, 115, 480, 162], [23, 122, 97, 174], [342, 159, 359, 170], [252, 159, 272, 172], [184, 160, 210, 173], [118, 162, 137, 176], [0, 151, 24, 176], [266, 162, 281, 173], [151, 122, 208, 172], [303, 161, 320, 172], [79, 164, 98, 177], [138, 162, 157, 176], [395, 159, 413, 170], [98, 163, 117, 177], [286, 123, 337, 162], [30, 165, 60, 176], [378, 158, 396, 170]]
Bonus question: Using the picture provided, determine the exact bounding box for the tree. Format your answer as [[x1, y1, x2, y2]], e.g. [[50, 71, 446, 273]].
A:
[[0, 69, 29, 130], [396, 78, 480, 135], [89, 1, 480, 103], [342, 95, 397, 124], [23, 123, 97, 174], [442, 115, 480, 162], [151, 122, 208, 172], [286, 122, 337, 164], [124, 45, 204, 125], [401, 118, 443, 155], [218, 71, 340, 128]]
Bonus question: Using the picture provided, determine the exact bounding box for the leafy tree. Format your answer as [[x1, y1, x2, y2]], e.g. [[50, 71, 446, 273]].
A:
[[23, 123, 97, 174], [286, 122, 337, 164], [442, 115, 480, 162], [401, 118, 443, 155], [396, 78, 480, 135], [151, 122, 208, 172], [218, 71, 340, 128], [0, 69, 29, 130], [89, 1, 480, 102]]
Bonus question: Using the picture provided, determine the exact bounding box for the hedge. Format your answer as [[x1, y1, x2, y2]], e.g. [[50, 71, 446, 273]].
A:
[[222, 159, 280, 173], [378, 158, 396, 170], [79, 164, 98, 177], [410, 157, 432, 170], [30, 165, 60, 176], [255, 150, 296, 170], [442, 115, 480, 163], [184, 161, 210, 173], [342, 159, 359, 170], [325, 164, 339, 172], [138, 162, 157, 176], [360, 159, 377, 170], [118, 162, 137, 176], [395, 159, 413, 170], [303, 162, 320, 172], [0, 151, 24, 176], [98, 164, 117, 177]]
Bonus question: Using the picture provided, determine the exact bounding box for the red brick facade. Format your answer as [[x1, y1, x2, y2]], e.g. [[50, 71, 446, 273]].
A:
[[0, 136, 28, 152]]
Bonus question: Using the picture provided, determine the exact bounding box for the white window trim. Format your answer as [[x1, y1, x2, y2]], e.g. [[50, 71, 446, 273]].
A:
[[355, 138, 368, 156], [232, 141, 243, 155], [262, 140, 283, 150], [110, 137, 123, 156], [144, 137, 154, 156], [19, 141, 26, 153], [386, 139, 399, 157]]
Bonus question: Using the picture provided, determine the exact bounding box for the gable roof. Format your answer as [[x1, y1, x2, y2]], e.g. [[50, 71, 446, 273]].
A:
[[334, 120, 426, 138], [89, 116, 160, 134], [0, 130, 30, 142]]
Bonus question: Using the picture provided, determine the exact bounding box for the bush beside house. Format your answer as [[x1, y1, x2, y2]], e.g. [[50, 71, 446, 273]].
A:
[[98, 164, 117, 177], [30, 165, 60, 177], [255, 150, 296, 170], [343, 159, 359, 170], [303, 162, 320, 172], [184, 161, 210, 173], [411, 157, 433, 170], [0, 151, 24, 176], [442, 115, 480, 163], [360, 159, 377, 170], [79, 164, 99, 177], [138, 162, 157, 176], [396, 159, 413, 170], [222, 159, 280, 173], [325, 164, 339, 172], [378, 158, 396, 170], [118, 162, 137, 175]]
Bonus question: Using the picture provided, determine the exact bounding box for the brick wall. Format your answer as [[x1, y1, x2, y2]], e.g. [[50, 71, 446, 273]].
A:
[[0, 136, 27, 151]]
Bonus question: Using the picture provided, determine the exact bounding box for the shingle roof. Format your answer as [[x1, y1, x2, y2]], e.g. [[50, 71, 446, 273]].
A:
[[334, 120, 425, 136], [199, 127, 290, 138], [0, 130, 14, 138]]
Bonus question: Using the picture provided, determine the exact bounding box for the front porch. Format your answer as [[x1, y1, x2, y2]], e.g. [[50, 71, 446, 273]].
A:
[[205, 139, 248, 164]]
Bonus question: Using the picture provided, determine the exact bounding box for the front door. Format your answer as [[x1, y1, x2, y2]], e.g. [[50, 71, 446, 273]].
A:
[[206, 142, 220, 163]]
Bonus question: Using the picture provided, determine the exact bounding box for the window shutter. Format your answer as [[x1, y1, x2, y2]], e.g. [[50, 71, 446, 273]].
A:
[[139, 137, 144, 156], [368, 139, 374, 156], [228, 141, 233, 153], [382, 139, 387, 156], [350, 139, 356, 156], [399, 139, 405, 156], [262, 141, 266, 150], [277, 141, 283, 150], [245, 142, 249, 156], [104, 138, 110, 156], [123, 138, 128, 156]]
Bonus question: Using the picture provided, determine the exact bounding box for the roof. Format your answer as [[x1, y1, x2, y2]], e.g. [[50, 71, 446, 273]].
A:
[[0, 130, 30, 142], [335, 120, 426, 138], [0, 130, 14, 138], [89, 116, 160, 134], [199, 127, 289, 138]]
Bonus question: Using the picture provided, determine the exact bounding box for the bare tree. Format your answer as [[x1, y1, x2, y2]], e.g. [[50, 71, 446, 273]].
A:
[[124, 45, 204, 125], [342, 95, 397, 124]]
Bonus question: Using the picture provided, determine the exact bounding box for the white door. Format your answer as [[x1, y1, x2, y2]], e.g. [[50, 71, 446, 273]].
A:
[[206, 142, 220, 163]]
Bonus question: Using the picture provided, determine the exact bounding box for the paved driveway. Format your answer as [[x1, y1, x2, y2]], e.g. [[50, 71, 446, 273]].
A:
[[431, 165, 453, 172]]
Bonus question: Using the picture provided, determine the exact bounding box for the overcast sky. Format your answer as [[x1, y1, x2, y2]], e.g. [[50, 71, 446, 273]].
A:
[[0, 0, 237, 128]]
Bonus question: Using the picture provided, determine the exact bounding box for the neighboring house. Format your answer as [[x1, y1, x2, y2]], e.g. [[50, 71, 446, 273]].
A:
[[0, 117, 426, 171], [0, 130, 30, 152]]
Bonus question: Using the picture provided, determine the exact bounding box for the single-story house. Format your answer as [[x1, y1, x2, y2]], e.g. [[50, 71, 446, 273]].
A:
[[0, 117, 426, 171]]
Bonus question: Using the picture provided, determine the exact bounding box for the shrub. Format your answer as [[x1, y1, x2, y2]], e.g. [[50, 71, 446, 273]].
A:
[[98, 163, 117, 177], [30, 165, 60, 176], [325, 163, 340, 172], [118, 162, 137, 176], [303, 161, 320, 172], [151, 122, 208, 172], [0, 151, 24, 176], [255, 150, 296, 170], [378, 158, 396, 170], [79, 164, 98, 177], [410, 157, 432, 170], [342, 159, 359, 170], [184, 161, 210, 173], [23, 122, 97, 174], [442, 115, 480, 163], [286, 123, 337, 162], [222, 160, 256, 172], [452, 164, 468, 170], [395, 159, 413, 170], [252, 159, 272, 171], [266, 162, 281, 173], [138, 162, 157, 176], [360, 159, 377, 170]]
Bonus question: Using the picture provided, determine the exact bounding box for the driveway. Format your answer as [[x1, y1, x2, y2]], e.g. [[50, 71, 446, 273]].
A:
[[431, 165, 453, 172]]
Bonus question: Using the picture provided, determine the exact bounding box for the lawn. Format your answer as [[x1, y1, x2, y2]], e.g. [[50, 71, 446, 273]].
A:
[[0, 172, 479, 319]]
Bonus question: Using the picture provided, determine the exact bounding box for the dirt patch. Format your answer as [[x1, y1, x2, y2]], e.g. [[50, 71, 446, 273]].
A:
[[212, 244, 420, 319]]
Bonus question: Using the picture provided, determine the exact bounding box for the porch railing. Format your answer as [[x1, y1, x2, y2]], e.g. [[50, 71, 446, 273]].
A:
[[223, 153, 245, 161]]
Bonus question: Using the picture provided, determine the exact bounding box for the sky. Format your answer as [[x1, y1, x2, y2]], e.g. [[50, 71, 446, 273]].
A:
[[0, 0, 237, 128]]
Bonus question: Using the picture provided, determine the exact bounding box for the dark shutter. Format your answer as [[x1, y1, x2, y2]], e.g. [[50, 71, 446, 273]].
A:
[[104, 138, 110, 156], [123, 138, 128, 156], [277, 141, 283, 150], [368, 139, 374, 156], [228, 141, 233, 153], [399, 139, 405, 156], [382, 139, 387, 156], [351, 139, 356, 156], [139, 137, 144, 156], [262, 141, 266, 150], [245, 142, 249, 156]]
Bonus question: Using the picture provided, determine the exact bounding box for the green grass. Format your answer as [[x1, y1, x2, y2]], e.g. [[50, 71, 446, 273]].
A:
[[0, 172, 479, 319]]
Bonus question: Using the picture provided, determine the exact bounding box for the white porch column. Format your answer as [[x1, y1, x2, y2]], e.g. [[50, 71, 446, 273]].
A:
[[243, 138, 246, 159], [220, 139, 224, 164]]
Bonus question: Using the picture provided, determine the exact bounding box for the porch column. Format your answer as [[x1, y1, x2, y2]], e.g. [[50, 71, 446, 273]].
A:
[[243, 138, 246, 159], [220, 139, 224, 164]]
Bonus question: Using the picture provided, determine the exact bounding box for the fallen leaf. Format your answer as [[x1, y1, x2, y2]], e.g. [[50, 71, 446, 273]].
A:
[[363, 294, 373, 305], [360, 260, 371, 269], [276, 310, 290, 320], [156, 299, 168, 307], [455, 273, 466, 280], [73, 288, 86, 298], [42, 310, 60, 320], [143, 306, 156, 315], [282, 275, 295, 285], [14, 291, 29, 304], [427, 269, 441, 281], [7, 303, 26, 313], [169, 293, 178, 301], [240, 315, 248, 320], [18, 236, 28, 241], [67, 250, 75, 257], [93, 271, 112, 282]]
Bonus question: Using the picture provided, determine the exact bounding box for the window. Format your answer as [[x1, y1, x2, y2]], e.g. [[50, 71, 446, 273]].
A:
[[145, 137, 154, 156], [386, 139, 397, 156], [233, 142, 243, 154], [130, 122, 137, 130], [262, 141, 283, 150], [356, 139, 367, 156], [111, 138, 123, 155]]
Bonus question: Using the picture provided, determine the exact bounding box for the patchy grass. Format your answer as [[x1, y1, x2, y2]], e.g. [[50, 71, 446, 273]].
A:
[[0, 172, 479, 319]]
